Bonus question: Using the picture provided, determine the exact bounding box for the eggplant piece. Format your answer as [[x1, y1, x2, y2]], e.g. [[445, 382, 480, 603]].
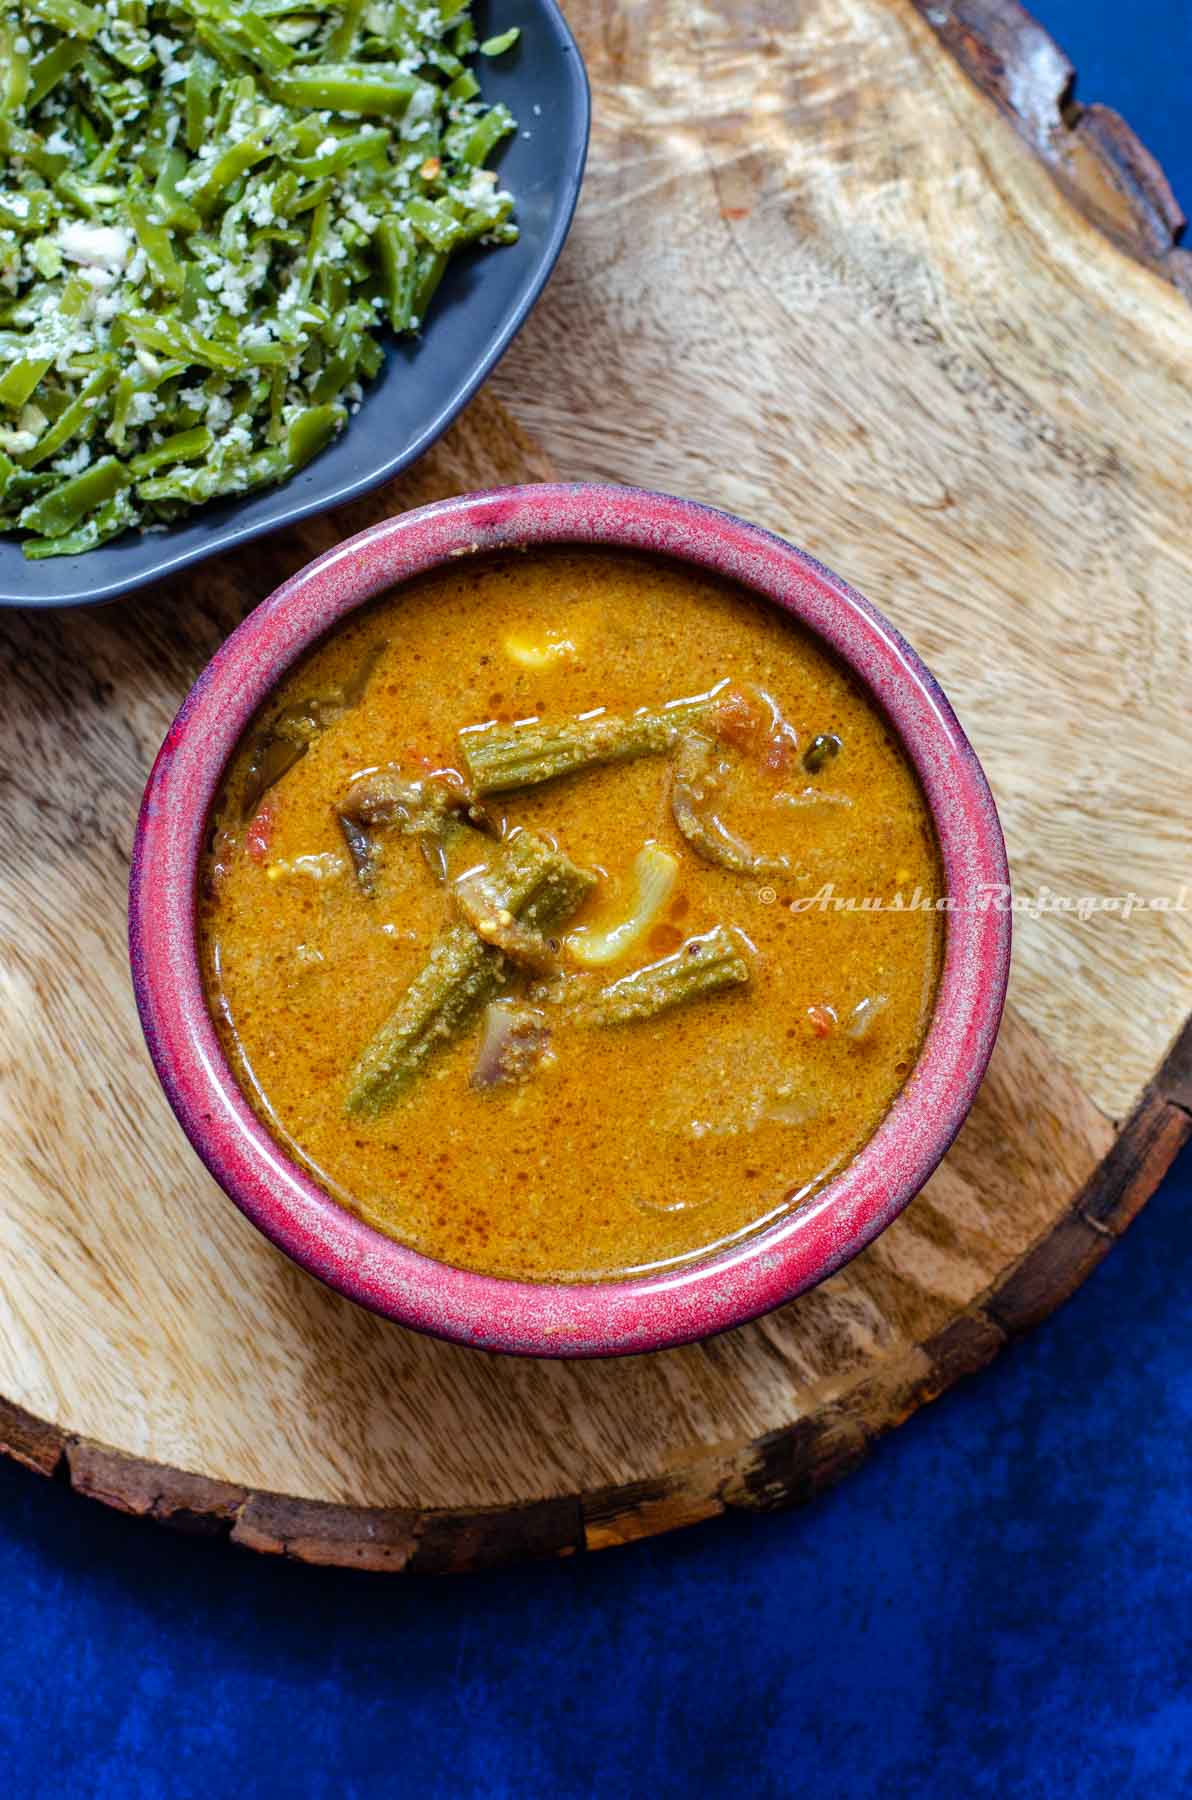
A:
[[241, 731, 308, 822], [339, 764, 492, 891], [470, 1001, 552, 1090], [239, 640, 387, 821], [337, 810, 379, 896]]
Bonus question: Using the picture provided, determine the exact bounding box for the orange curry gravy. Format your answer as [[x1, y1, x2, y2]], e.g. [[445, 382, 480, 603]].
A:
[[198, 550, 944, 1282]]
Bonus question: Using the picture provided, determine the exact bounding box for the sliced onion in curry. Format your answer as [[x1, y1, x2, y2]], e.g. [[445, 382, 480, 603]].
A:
[[670, 733, 791, 878], [773, 787, 854, 810], [844, 994, 889, 1040]]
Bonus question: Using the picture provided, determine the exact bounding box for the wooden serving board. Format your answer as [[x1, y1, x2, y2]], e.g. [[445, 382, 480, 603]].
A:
[[3, 0, 1191, 1571]]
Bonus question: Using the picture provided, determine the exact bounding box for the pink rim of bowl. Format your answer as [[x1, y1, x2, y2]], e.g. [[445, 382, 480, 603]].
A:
[[129, 483, 1011, 1359]]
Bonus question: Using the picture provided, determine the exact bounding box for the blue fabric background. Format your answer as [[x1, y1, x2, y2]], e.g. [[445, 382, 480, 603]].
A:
[[2, 5, 1188, 1794]]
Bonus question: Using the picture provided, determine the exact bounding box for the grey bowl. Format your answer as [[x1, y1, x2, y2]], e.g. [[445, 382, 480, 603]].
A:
[[2, 0, 589, 609]]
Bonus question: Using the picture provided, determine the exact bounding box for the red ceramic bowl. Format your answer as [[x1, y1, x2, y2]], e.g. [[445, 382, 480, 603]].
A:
[[130, 484, 1010, 1357]]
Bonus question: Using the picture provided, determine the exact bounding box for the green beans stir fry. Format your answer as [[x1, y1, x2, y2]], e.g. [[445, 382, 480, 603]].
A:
[[0, 0, 520, 556]]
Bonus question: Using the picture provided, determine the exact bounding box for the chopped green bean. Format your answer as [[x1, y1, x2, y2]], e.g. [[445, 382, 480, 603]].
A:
[[22, 487, 135, 556], [128, 426, 213, 479], [185, 50, 219, 154], [325, 0, 365, 59], [151, 146, 202, 231], [0, 189, 52, 231], [447, 71, 480, 103], [27, 0, 102, 42], [127, 201, 184, 298], [18, 363, 116, 468], [135, 445, 287, 504], [455, 103, 516, 166], [284, 130, 388, 178], [406, 196, 469, 254], [123, 315, 242, 373], [411, 247, 449, 323], [224, 11, 296, 76], [18, 455, 129, 538], [1, 26, 31, 113], [0, 350, 55, 410], [267, 63, 427, 116], [27, 38, 85, 107], [376, 217, 416, 330], [0, 0, 520, 556], [188, 133, 279, 220], [287, 403, 345, 469]]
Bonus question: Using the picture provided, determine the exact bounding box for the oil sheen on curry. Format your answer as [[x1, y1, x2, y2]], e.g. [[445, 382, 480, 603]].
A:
[[199, 550, 944, 1283]]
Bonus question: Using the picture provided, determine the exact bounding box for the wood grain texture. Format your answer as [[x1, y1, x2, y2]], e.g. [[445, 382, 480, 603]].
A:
[[910, 0, 1192, 293], [2, 0, 1190, 1569]]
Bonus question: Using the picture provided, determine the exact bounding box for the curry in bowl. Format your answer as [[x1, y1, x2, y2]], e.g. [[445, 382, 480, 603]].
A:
[[198, 548, 943, 1284]]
